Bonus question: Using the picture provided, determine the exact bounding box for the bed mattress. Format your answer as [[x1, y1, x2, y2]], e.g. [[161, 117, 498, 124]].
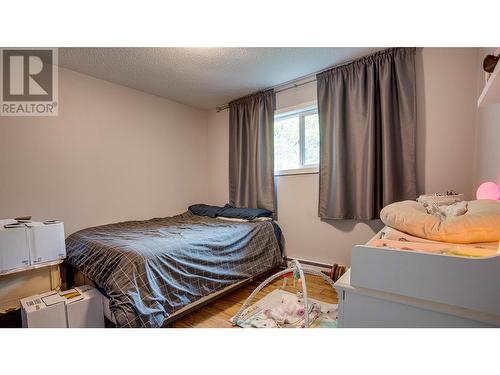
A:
[[66, 211, 283, 327]]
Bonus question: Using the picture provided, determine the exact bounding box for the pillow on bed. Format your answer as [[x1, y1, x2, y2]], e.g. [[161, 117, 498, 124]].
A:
[[218, 204, 273, 220], [188, 204, 222, 218], [217, 216, 273, 223], [188, 203, 273, 220], [380, 199, 500, 244]]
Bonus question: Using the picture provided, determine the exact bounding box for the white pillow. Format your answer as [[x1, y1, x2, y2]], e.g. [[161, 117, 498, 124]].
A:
[[380, 200, 500, 244]]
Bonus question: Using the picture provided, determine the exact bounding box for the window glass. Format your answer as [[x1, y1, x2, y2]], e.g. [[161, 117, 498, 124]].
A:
[[274, 116, 300, 171], [304, 113, 319, 165], [274, 107, 319, 173]]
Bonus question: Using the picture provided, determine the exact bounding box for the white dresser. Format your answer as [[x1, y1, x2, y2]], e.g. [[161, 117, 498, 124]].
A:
[[334, 229, 500, 328]]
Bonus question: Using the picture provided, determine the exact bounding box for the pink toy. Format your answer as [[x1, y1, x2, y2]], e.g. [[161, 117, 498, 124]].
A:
[[476, 182, 500, 200]]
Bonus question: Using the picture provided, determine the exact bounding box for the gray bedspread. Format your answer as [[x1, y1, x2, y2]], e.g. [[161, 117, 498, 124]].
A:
[[65, 212, 283, 327]]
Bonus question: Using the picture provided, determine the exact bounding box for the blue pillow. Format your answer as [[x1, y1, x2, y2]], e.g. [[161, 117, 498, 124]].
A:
[[218, 204, 273, 220], [188, 204, 222, 218], [188, 203, 273, 220]]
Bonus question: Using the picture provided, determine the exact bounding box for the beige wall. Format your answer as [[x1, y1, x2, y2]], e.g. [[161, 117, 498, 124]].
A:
[[0, 67, 208, 235], [206, 48, 480, 266], [475, 48, 500, 188], [206, 109, 229, 204], [416, 48, 478, 199]]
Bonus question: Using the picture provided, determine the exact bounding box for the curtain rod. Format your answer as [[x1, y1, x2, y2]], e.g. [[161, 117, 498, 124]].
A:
[[215, 58, 354, 112]]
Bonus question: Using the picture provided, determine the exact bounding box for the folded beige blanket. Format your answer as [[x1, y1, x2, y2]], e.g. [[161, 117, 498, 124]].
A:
[[380, 200, 500, 244]]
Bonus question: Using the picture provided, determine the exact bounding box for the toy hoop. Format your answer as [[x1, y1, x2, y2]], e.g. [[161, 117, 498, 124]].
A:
[[232, 260, 336, 328]]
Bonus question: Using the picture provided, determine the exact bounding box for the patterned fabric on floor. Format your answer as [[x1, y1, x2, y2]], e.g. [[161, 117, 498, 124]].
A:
[[231, 289, 338, 328]]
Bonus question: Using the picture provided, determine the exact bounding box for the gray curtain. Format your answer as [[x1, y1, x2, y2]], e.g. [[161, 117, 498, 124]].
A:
[[317, 48, 417, 220], [229, 89, 276, 213]]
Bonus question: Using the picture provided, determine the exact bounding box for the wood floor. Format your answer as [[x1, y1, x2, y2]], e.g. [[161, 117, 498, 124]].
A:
[[172, 272, 338, 328]]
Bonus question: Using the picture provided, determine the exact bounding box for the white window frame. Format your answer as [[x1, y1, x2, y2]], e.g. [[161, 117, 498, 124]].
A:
[[274, 102, 319, 176]]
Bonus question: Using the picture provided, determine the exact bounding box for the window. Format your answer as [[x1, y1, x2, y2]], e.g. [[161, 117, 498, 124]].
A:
[[274, 106, 319, 175]]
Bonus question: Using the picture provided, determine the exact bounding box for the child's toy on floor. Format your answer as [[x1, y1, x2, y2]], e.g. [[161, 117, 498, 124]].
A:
[[232, 260, 337, 328]]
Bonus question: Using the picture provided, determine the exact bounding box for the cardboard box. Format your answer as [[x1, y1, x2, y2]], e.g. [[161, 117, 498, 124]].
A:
[[20, 286, 105, 328], [67, 286, 104, 328], [0, 219, 66, 272], [20, 291, 67, 328], [0, 221, 30, 273], [26, 221, 66, 264]]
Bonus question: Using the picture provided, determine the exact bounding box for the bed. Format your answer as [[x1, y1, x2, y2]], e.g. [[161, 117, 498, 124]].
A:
[[65, 211, 284, 328]]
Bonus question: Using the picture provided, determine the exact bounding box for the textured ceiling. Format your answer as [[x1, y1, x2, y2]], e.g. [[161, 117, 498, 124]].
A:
[[58, 48, 382, 110]]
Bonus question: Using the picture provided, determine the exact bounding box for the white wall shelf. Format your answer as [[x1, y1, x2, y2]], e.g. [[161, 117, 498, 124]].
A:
[[478, 48, 500, 108], [0, 258, 63, 277]]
